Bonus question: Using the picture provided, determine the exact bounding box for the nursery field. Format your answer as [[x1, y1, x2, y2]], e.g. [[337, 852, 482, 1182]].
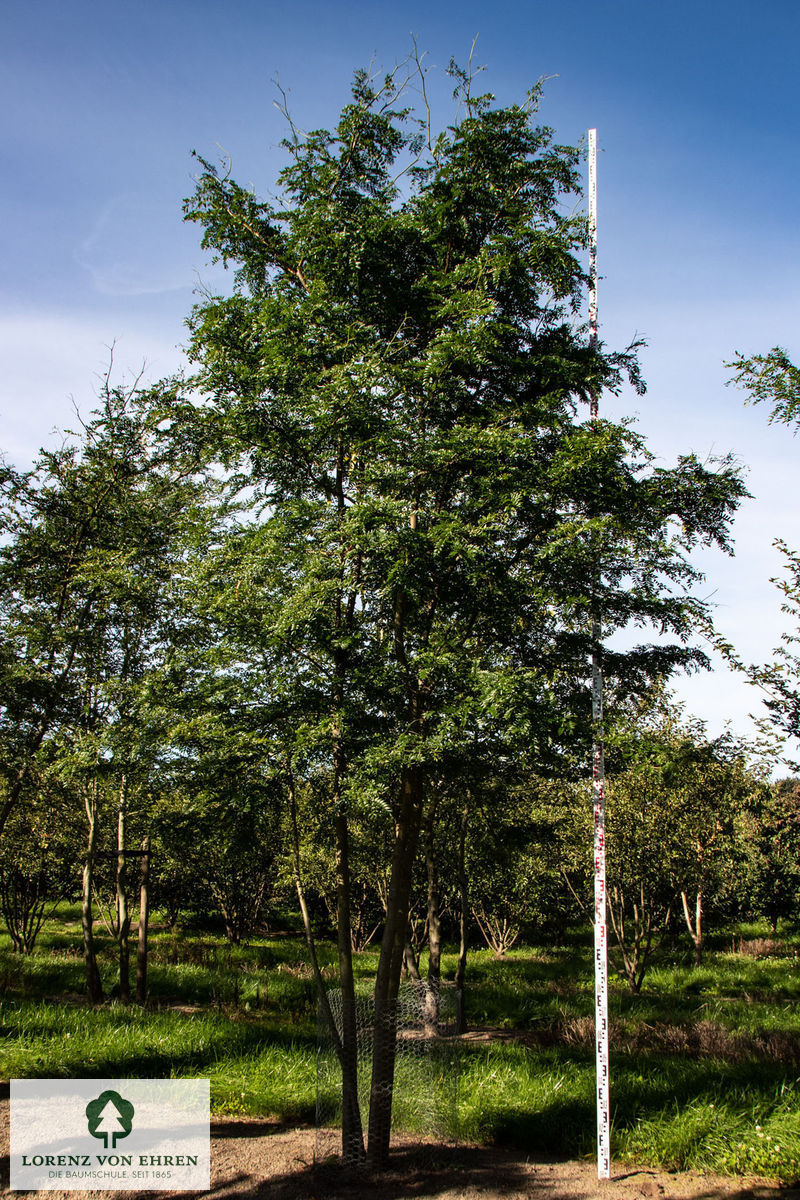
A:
[[1, 910, 799, 1186]]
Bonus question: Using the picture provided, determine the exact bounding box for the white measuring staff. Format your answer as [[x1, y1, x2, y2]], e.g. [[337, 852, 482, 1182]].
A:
[[588, 126, 611, 1181]]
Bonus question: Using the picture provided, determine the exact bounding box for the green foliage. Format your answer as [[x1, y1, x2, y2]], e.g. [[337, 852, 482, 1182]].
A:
[[551, 699, 766, 989], [714, 538, 800, 761], [182, 56, 747, 772], [467, 782, 568, 953], [727, 346, 800, 430], [153, 785, 282, 944], [0, 770, 79, 953], [737, 778, 800, 930], [755, 545, 800, 754]]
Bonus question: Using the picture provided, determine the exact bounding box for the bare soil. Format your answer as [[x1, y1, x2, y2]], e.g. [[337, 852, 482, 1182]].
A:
[[2, 1100, 798, 1200]]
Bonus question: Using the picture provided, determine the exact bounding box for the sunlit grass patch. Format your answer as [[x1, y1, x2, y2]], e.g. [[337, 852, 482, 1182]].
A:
[[207, 1042, 316, 1120], [0, 997, 317, 1121], [456, 1042, 596, 1154]]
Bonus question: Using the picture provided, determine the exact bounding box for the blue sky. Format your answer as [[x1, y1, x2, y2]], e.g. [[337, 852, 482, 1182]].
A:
[[3, 0, 799, 759]]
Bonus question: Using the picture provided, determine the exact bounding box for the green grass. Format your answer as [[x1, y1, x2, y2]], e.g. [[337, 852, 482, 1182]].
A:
[[1, 912, 799, 1181], [452, 1043, 800, 1181], [0, 998, 317, 1120]]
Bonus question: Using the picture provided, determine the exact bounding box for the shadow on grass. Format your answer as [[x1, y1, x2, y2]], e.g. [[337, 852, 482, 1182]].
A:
[[610, 1051, 794, 1123]]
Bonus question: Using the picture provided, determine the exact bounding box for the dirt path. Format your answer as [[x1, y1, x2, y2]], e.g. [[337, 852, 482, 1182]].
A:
[[2, 1102, 797, 1200]]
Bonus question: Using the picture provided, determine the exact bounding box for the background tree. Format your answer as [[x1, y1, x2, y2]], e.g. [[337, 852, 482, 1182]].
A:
[[556, 700, 763, 989], [0, 373, 220, 998], [737, 777, 800, 931], [0, 765, 78, 953], [667, 729, 760, 965], [556, 748, 677, 995]]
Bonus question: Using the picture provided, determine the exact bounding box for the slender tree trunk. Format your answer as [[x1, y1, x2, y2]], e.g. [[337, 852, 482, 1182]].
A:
[[367, 761, 425, 1171], [287, 769, 361, 1146], [331, 724, 365, 1166], [454, 805, 469, 1034], [681, 888, 704, 966], [135, 836, 150, 1004], [82, 783, 102, 1003], [335, 809, 365, 1165], [116, 778, 131, 1003], [423, 803, 441, 1033], [403, 940, 422, 984], [327, 446, 366, 1167], [367, 547, 429, 1170]]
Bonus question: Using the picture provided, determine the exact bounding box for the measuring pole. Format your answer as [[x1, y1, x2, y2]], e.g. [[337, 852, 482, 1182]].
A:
[[588, 127, 610, 1181]]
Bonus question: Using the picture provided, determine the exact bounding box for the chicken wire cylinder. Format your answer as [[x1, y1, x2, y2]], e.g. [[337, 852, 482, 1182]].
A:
[[315, 980, 460, 1162]]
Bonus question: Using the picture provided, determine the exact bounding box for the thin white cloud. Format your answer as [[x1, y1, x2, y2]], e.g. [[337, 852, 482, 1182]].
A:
[[76, 194, 225, 297]]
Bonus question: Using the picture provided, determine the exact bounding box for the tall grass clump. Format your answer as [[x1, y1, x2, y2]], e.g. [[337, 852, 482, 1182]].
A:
[[616, 1084, 800, 1183]]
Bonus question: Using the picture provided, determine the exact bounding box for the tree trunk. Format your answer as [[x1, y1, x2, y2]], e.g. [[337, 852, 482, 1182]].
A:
[[367, 762, 425, 1172], [328, 451, 366, 1167], [454, 805, 469, 1034], [135, 836, 150, 1004], [82, 784, 103, 1003], [403, 940, 422, 984], [335, 806, 365, 1166], [681, 888, 704, 966], [423, 804, 441, 1033], [287, 770, 362, 1159], [367, 557, 429, 1171], [116, 779, 131, 1003], [331, 704, 364, 1165]]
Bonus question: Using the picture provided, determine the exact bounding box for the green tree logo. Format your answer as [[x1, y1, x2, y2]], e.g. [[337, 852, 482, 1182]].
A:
[[85, 1090, 135, 1149]]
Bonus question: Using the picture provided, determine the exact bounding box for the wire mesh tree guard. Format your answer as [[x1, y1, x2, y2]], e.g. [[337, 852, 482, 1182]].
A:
[[315, 981, 461, 1163]]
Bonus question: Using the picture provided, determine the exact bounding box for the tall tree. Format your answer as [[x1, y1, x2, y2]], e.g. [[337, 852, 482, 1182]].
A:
[[182, 56, 745, 1167]]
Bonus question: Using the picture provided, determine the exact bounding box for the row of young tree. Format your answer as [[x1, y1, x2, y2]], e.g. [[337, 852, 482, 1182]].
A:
[[3, 655, 797, 985], [1, 53, 798, 1166]]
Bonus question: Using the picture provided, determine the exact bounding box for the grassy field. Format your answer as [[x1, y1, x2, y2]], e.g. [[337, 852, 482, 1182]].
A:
[[1, 910, 799, 1182]]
